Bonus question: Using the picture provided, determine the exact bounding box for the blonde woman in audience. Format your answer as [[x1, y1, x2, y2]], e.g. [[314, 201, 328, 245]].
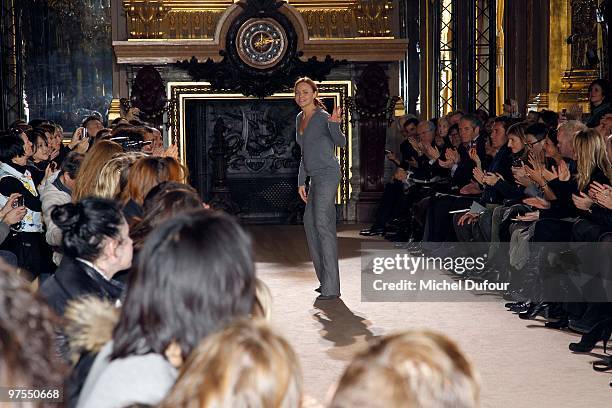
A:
[[91, 152, 146, 199], [330, 330, 479, 408], [72, 140, 123, 201], [160, 319, 302, 408]]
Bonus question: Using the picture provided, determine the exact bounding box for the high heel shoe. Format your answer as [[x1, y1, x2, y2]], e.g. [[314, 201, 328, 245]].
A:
[[569, 318, 612, 354]]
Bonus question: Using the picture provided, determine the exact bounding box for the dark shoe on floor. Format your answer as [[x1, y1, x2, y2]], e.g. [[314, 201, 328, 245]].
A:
[[359, 226, 385, 236], [519, 302, 549, 320], [505, 301, 529, 312], [545, 316, 569, 329], [569, 318, 612, 353], [316, 294, 340, 300]]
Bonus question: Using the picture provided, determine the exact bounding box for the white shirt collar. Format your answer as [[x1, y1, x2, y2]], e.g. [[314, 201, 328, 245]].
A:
[[76, 258, 110, 281]]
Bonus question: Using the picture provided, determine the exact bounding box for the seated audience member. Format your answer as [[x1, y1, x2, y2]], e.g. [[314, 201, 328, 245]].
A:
[[586, 78, 610, 128], [40, 152, 84, 265], [0, 268, 67, 400], [421, 115, 489, 242], [330, 330, 479, 408], [76, 210, 256, 408], [117, 156, 187, 223], [0, 131, 50, 279], [160, 319, 302, 408], [39, 198, 132, 315], [72, 140, 123, 202]]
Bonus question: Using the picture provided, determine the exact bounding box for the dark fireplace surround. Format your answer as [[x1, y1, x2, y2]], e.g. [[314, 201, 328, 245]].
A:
[[169, 83, 352, 224]]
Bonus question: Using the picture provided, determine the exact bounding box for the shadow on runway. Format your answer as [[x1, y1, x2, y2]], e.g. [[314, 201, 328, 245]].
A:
[[311, 298, 378, 361], [250, 224, 369, 265]]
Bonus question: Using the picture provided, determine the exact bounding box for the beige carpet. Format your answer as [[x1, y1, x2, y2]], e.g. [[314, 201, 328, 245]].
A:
[[250, 224, 612, 408]]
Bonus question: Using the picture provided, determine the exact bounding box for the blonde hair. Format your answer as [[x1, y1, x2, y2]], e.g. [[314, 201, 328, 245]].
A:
[[160, 319, 302, 408], [574, 128, 612, 191], [330, 330, 480, 408], [252, 278, 273, 321], [72, 140, 123, 201], [91, 152, 146, 199]]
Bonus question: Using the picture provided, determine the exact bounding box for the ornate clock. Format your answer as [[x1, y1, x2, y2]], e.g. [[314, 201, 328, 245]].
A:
[[236, 18, 288, 69]]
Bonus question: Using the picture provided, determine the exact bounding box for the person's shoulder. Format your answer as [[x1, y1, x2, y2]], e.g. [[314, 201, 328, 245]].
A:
[[317, 108, 330, 118]]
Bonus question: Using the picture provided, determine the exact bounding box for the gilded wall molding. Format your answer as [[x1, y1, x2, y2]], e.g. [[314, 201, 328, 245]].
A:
[[122, 0, 394, 40]]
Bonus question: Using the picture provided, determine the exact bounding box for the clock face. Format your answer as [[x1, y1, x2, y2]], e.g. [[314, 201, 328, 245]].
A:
[[236, 18, 287, 69]]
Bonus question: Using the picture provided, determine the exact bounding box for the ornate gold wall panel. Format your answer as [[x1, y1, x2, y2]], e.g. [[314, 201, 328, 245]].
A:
[[556, 0, 600, 111], [122, 0, 393, 39]]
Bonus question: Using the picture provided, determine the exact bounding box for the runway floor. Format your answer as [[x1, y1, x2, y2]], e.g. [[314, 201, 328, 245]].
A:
[[250, 224, 611, 408]]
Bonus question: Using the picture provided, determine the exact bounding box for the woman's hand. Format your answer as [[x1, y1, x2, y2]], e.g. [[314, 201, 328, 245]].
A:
[[523, 196, 551, 210], [557, 159, 570, 181], [483, 172, 502, 186], [329, 106, 342, 123], [590, 182, 612, 209], [0, 193, 21, 219], [298, 186, 308, 203], [572, 192, 594, 211], [1, 207, 26, 225], [516, 211, 540, 222], [69, 127, 84, 149], [524, 164, 546, 187]]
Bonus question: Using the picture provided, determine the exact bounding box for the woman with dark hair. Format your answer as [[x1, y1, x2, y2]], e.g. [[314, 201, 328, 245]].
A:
[[0, 130, 49, 280], [587, 78, 611, 128], [38, 198, 132, 315], [76, 210, 256, 408], [130, 185, 202, 250], [26, 127, 52, 186], [294, 76, 346, 300]]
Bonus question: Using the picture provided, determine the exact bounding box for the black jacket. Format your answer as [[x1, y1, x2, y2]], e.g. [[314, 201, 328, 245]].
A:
[[39, 256, 124, 315]]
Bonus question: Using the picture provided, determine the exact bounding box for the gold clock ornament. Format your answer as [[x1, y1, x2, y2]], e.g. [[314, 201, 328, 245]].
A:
[[236, 18, 288, 69]]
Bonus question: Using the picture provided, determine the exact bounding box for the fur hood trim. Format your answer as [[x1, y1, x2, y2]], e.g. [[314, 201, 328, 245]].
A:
[[64, 297, 119, 364]]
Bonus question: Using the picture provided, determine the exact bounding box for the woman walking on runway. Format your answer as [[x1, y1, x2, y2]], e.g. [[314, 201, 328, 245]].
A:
[[294, 77, 346, 300]]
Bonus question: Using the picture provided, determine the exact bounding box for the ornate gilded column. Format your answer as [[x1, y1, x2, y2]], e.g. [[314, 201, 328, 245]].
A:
[[557, 0, 600, 110]]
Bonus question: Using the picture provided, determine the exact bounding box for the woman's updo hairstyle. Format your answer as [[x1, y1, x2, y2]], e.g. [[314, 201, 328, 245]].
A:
[[294, 77, 327, 111], [51, 197, 125, 261]]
